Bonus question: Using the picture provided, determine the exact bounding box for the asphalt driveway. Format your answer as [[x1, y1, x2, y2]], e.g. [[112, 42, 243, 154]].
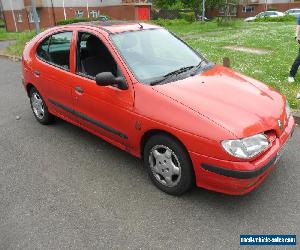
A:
[[0, 57, 299, 250]]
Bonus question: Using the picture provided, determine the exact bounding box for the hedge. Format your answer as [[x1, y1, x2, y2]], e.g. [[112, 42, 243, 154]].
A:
[[179, 12, 196, 23], [151, 18, 189, 26], [57, 18, 99, 25], [254, 15, 296, 22]]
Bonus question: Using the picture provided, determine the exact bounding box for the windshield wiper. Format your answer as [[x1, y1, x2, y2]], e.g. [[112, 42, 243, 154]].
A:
[[190, 60, 207, 76], [163, 66, 195, 78], [150, 66, 196, 86]]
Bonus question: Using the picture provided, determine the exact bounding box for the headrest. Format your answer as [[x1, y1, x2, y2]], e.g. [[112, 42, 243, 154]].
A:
[[86, 35, 105, 55]]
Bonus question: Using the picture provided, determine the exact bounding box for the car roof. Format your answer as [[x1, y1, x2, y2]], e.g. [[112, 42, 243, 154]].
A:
[[67, 21, 160, 34], [259, 11, 282, 14]]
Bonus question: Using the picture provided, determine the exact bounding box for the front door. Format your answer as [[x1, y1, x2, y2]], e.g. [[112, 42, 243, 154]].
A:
[[71, 31, 135, 148]]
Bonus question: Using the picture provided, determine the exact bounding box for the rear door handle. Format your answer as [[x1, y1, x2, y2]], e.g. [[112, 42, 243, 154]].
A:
[[34, 70, 40, 76], [75, 86, 84, 94]]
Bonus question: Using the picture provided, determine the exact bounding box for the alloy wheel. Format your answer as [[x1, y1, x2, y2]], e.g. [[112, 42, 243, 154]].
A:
[[31, 92, 45, 120], [148, 145, 182, 187]]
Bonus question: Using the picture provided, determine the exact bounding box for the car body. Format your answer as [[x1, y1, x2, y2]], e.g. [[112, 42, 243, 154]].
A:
[[99, 15, 109, 21], [244, 11, 284, 22], [22, 22, 295, 195], [284, 8, 300, 16], [196, 15, 210, 21]]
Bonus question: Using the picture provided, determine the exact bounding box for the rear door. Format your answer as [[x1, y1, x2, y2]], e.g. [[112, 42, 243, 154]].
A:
[[33, 30, 78, 122]]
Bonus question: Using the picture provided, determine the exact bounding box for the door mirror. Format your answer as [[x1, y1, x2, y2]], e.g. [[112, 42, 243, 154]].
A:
[[95, 72, 128, 90]]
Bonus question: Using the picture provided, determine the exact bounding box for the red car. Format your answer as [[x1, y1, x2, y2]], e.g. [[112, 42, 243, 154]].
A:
[[22, 22, 295, 195]]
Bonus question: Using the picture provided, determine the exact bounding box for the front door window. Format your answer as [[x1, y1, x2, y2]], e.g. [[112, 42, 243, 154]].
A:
[[76, 32, 117, 78]]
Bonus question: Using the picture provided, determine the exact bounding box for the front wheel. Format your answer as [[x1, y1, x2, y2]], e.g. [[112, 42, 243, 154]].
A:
[[29, 87, 54, 125], [143, 134, 195, 195]]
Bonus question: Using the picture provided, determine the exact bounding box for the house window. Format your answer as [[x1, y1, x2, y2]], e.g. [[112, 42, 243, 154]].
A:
[[219, 7, 225, 15], [219, 5, 237, 16], [75, 10, 84, 18], [243, 6, 255, 13], [89, 10, 99, 19], [28, 10, 40, 23], [17, 12, 23, 22]]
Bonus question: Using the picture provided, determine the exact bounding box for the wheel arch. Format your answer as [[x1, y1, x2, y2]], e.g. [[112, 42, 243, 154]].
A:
[[25, 83, 35, 97], [140, 129, 190, 160]]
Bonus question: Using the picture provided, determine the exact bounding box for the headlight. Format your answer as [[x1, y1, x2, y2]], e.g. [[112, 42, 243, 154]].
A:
[[286, 101, 291, 119], [221, 133, 269, 159]]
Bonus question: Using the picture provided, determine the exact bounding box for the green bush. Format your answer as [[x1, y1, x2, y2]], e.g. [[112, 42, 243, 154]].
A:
[[5, 30, 35, 56], [0, 19, 5, 28], [151, 18, 189, 27], [216, 18, 238, 27], [179, 12, 196, 23], [57, 18, 98, 25], [254, 15, 296, 22]]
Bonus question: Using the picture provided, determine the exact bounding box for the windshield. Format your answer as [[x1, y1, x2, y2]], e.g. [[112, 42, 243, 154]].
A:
[[111, 29, 205, 84]]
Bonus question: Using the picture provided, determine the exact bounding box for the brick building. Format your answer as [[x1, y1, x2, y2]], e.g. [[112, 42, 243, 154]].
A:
[[238, 0, 300, 18], [207, 0, 300, 18], [1, 0, 151, 32]]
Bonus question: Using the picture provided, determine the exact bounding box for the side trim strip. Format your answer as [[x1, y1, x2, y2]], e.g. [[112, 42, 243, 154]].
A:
[[201, 156, 277, 179], [48, 99, 128, 139]]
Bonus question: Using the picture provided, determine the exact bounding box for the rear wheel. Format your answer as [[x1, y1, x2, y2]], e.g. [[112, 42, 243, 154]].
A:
[[29, 87, 54, 125], [143, 134, 195, 195]]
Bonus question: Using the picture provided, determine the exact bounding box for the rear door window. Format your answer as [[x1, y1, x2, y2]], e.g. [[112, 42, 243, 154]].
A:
[[36, 31, 73, 70], [36, 36, 51, 62]]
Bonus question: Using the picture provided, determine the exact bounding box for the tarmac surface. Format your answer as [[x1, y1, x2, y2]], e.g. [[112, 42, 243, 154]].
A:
[[0, 57, 299, 250]]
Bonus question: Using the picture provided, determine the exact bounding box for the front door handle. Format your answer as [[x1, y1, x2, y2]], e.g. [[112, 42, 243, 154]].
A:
[[75, 86, 84, 94]]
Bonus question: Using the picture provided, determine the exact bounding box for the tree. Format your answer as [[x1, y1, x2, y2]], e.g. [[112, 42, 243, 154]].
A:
[[181, 0, 226, 13], [153, 0, 237, 17], [181, 0, 201, 13], [153, 0, 183, 10]]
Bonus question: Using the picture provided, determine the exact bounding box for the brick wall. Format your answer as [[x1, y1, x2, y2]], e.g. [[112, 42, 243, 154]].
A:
[[101, 5, 137, 20], [3, 10, 30, 32], [207, 2, 300, 18], [238, 2, 300, 17], [3, 4, 151, 32], [3, 7, 57, 32]]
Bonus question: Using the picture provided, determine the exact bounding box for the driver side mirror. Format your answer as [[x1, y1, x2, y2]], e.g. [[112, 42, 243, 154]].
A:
[[95, 72, 128, 90]]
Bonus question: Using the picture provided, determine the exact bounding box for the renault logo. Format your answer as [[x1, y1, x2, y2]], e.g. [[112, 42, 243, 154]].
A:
[[278, 120, 284, 130]]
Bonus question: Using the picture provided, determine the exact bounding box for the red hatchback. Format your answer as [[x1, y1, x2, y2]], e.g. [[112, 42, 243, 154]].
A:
[[22, 22, 295, 195]]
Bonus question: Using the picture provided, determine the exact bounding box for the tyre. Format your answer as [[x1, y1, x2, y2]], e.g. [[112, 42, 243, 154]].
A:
[[143, 134, 195, 195], [29, 87, 54, 125]]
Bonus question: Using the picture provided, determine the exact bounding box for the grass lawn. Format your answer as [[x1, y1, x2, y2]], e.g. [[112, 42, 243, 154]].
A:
[[0, 28, 20, 41], [161, 20, 299, 109], [0, 28, 35, 56], [0, 20, 299, 108]]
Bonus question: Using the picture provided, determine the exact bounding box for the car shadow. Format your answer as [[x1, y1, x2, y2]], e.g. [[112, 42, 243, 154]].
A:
[[52, 116, 143, 171], [50, 116, 284, 211]]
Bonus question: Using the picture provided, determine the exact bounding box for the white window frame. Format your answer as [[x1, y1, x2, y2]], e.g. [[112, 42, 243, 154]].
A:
[[28, 10, 40, 23], [75, 10, 84, 18], [219, 7, 225, 14], [89, 10, 99, 19], [17, 12, 23, 23], [242, 5, 255, 13]]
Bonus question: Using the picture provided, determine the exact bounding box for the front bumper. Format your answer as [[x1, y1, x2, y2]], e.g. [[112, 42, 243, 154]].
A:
[[190, 116, 296, 195]]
